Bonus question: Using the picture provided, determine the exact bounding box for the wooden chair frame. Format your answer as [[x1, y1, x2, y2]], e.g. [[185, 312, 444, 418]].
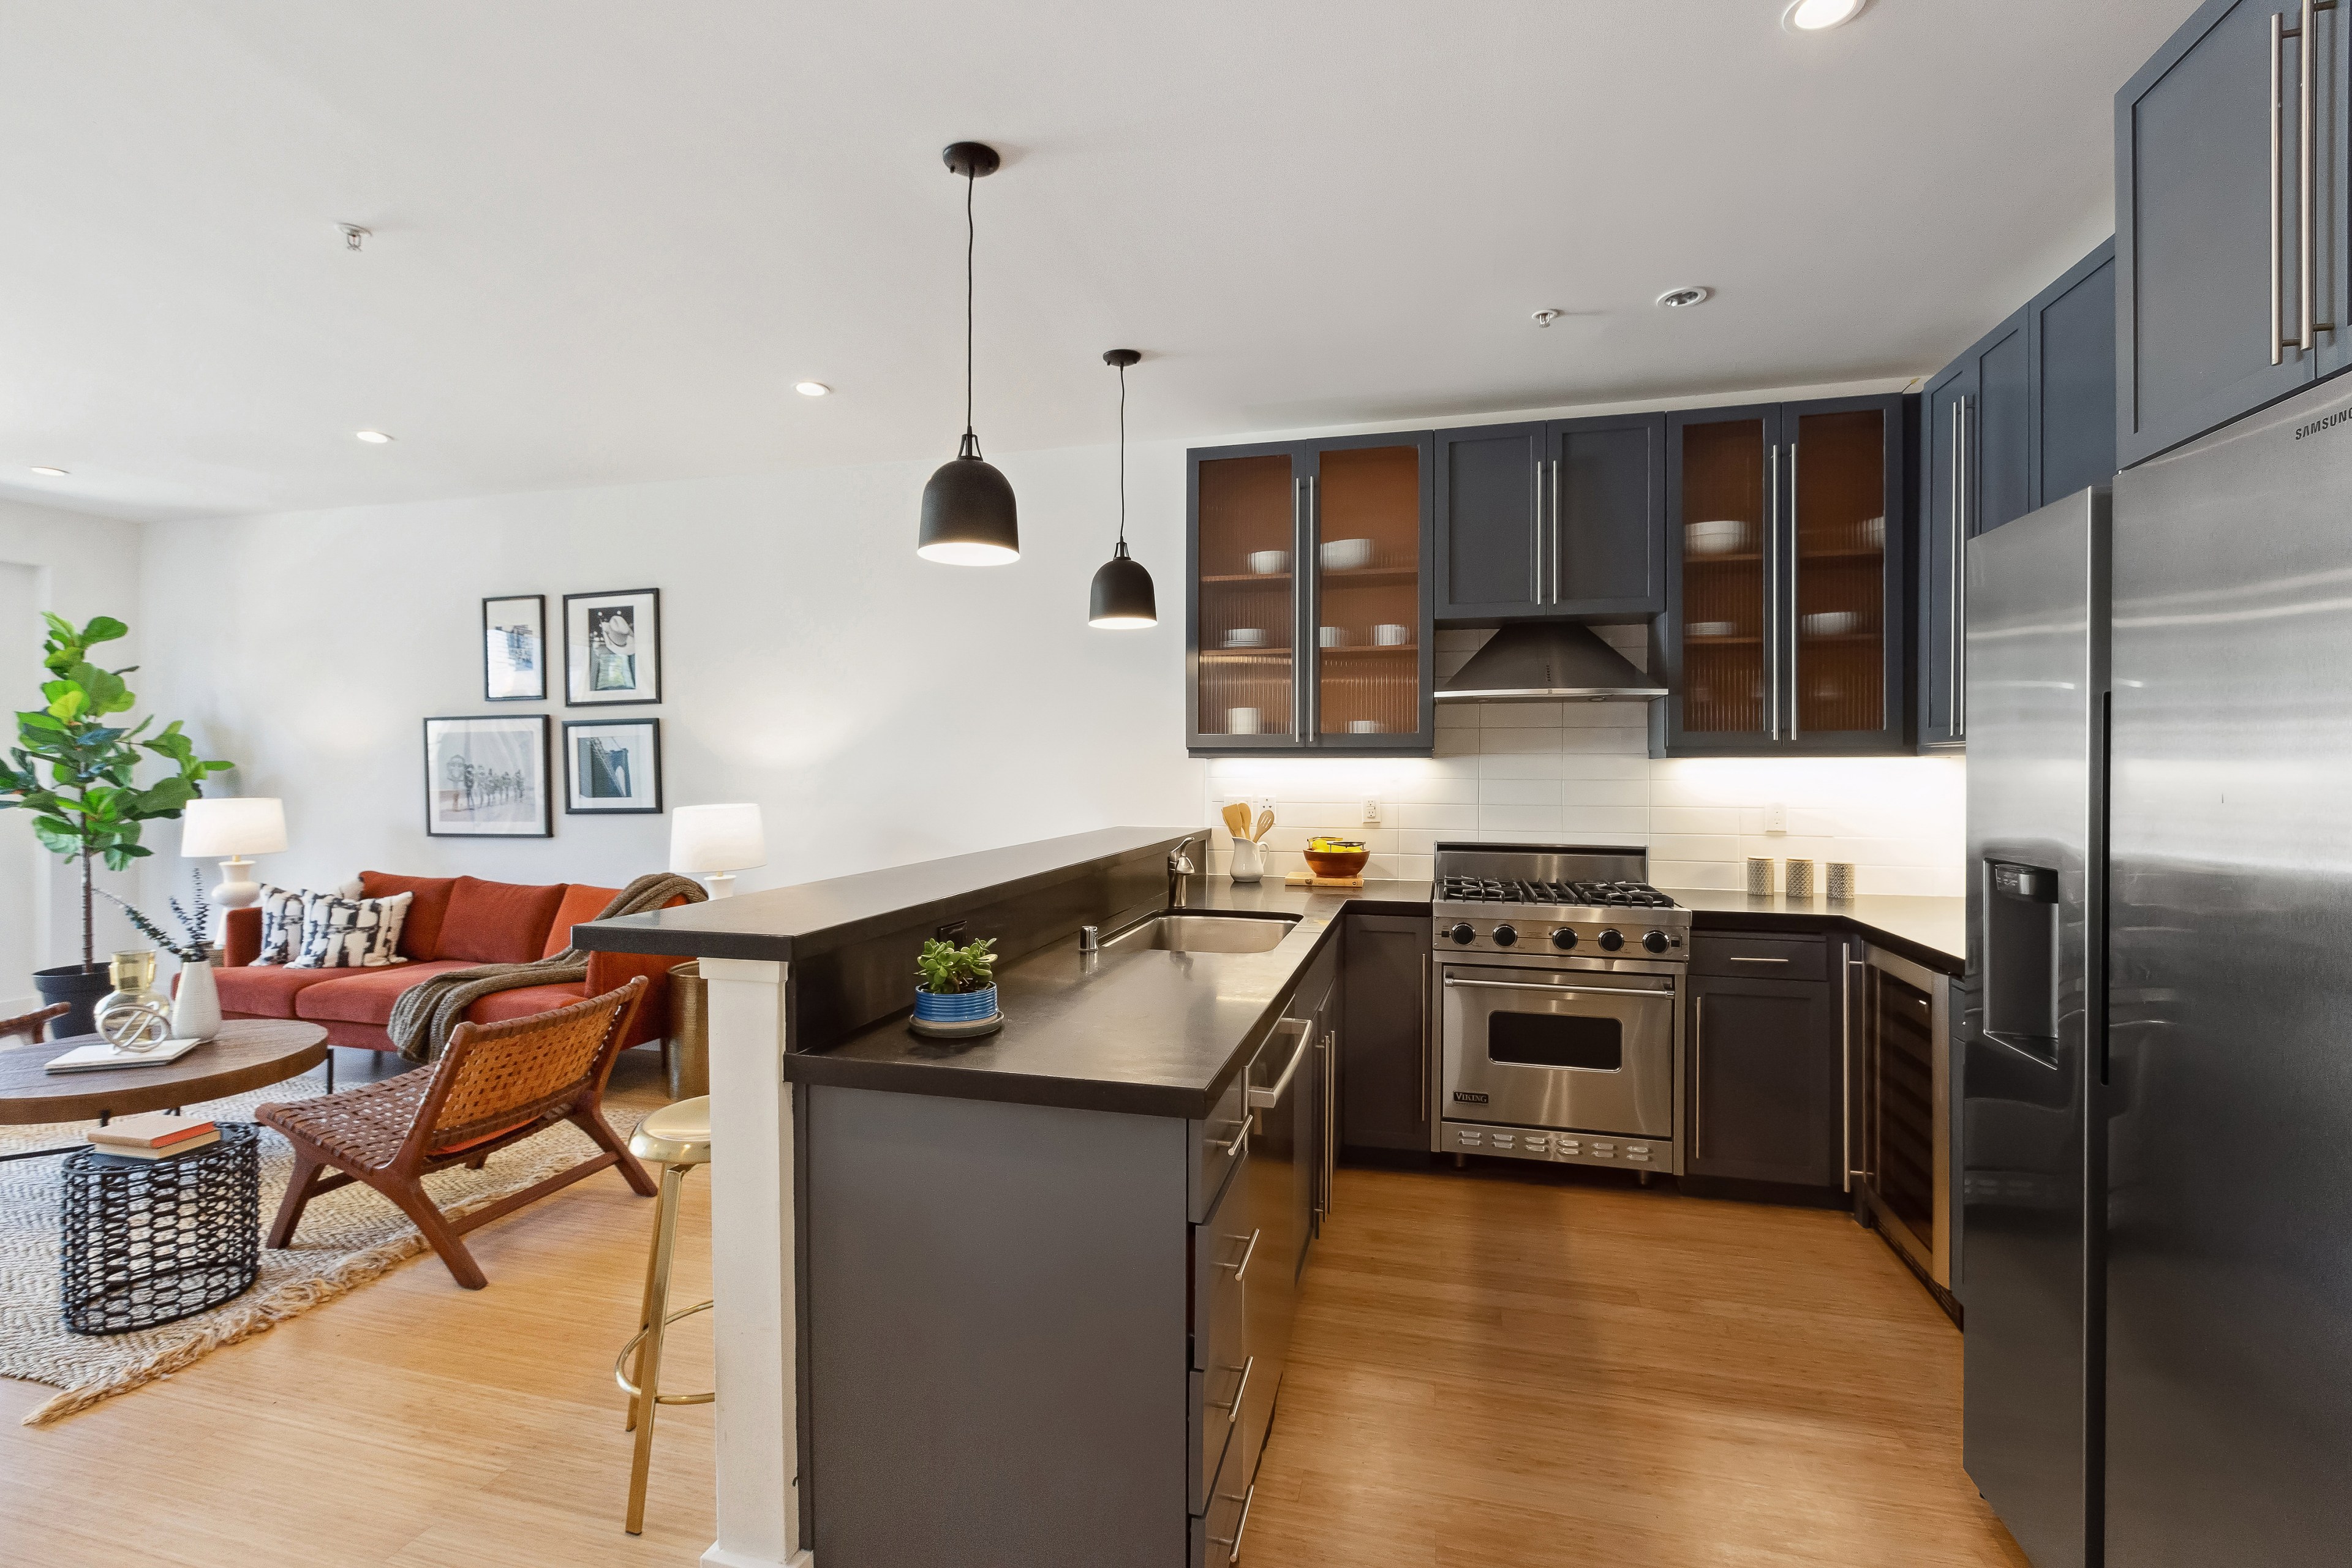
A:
[[258, 978, 657, 1289]]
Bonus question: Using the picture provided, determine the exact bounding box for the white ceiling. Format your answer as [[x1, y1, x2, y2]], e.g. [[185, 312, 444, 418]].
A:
[[1, 0, 2186, 522]]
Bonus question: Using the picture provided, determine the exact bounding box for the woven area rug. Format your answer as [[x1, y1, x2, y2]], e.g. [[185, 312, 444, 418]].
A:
[[0, 1052, 671, 1426]]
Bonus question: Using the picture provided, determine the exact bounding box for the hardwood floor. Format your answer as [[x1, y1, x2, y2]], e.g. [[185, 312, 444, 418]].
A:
[[1248, 1164, 2030, 1568], [3, 1118, 2022, 1568], [0, 1052, 714, 1568]]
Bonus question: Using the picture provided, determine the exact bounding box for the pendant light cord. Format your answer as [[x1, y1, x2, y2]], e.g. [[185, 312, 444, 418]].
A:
[[1117, 361, 1128, 549], [960, 167, 978, 457]]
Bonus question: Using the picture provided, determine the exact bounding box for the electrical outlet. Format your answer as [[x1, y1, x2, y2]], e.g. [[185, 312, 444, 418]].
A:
[[1361, 797, 1382, 825], [1765, 803, 1788, 834]]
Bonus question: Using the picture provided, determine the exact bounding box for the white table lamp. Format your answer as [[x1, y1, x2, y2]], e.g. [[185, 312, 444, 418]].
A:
[[181, 797, 288, 909], [671, 803, 766, 899]]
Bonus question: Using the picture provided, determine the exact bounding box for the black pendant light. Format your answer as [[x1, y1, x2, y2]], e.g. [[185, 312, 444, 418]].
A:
[[918, 141, 1019, 566], [1089, 349, 1156, 628]]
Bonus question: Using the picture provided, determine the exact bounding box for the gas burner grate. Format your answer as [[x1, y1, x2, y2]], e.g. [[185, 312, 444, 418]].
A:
[[1434, 875, 1678, 910]]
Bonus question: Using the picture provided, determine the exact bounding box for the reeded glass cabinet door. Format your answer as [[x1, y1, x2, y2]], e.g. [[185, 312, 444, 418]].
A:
[[1790, 405, 1889, 738], [1311, 439, 1430, 747], [1193, 450, 1301, 747], [1668, 409, 1776, 742]]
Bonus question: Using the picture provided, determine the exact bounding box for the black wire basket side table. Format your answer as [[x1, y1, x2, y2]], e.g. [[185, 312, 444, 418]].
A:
[[60, 1122, 262, 1335]]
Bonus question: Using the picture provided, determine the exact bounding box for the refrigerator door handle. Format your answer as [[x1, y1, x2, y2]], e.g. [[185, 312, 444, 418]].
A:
[[2276, 6, 2290, 365], [2300, 0, 2334, 348]]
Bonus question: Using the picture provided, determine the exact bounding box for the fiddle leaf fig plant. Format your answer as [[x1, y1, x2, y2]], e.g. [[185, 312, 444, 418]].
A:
[[0, 614, 233, 969], [916, 935, 998, 995]]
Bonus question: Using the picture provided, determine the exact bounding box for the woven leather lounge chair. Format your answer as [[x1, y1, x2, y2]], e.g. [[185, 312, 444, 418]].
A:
[[256, 978, 656, 1289]]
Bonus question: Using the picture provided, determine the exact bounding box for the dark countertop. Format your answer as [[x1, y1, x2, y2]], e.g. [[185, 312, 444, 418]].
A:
[[783, 878, 1428, 1120], [570, 825, 1192, 962], [1665, 888, 1964, 974]]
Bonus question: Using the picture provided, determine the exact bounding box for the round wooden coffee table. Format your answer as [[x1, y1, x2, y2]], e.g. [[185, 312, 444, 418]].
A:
[[0, 1019, 330, 1148]]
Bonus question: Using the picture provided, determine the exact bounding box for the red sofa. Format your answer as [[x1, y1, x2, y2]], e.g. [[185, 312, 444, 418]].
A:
[[217, 871, 685, 1054]]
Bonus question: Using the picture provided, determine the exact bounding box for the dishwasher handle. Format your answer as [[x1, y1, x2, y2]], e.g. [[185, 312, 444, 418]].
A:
[[1248, 1019, 1311, 1110]]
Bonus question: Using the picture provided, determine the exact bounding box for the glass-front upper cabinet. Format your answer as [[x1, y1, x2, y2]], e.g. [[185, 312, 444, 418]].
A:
[[1188, 434, 1434, 754], [1657, 394, 1908, 756]]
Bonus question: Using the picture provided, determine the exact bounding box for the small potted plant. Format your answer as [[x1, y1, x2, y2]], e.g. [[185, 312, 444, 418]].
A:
[[911, 935, 1001, 1038]]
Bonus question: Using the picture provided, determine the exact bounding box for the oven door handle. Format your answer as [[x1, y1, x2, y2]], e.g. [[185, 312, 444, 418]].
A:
[[1442, 978, 1675, 998]]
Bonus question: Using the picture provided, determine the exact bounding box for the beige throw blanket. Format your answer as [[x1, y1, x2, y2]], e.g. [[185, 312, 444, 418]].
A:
[[387, 872, 709, 1063]]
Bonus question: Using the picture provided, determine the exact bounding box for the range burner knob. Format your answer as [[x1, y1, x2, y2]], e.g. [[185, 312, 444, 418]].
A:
[[1597, 928, 1626, 952], [1447, 922, 1477, 945], [1642, 929, 1671, 954], [1491, 924, 1519, 948], [1550, 927, 1578, 951]]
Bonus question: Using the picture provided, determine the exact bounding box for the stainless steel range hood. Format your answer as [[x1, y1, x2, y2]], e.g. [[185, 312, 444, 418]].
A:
[[1434, 622, 1667, 703]]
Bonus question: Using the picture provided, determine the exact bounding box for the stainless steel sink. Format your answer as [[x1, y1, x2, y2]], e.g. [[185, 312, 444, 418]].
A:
[[1104, 913, 1300, 954]]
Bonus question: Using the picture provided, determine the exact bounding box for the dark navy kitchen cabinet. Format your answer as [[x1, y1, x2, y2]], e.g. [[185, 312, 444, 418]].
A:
[[2117, 0, 2339, 467], [1686, 952, 1843, 1190], [2032, 239, 2119, 506], [1434, 413, 1663, 624], [1656, 394, 1909, 759], [1339, 912, 1431, 1155], [1188, 433, 1436, 756]]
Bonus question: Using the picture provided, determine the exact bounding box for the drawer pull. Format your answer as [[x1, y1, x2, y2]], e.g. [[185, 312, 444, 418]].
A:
[[1220, 1354, 1254, 1423], [1217, 1227, 1262, 1283], [1727, 955, 1792, 964], [1217, 1119, 1248, 1159], [1211, 1484, 1257, 1562]]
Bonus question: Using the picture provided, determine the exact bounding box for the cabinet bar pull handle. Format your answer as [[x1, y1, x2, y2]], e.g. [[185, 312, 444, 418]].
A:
[[1218, 1226, 1262, 1282], [1302, 475, 1319, 742], [1846, 957, 1868, 1185], [1948, 398, 1962, 731], [1212, 1485, 1257, 1561], [1444, 976, 1676, 996], [2301, 0, 2337, 347], [1218, 1118, 1248, 1159], [1533, 451, 1547, 605], [2276, 6, 2290, 365], [1726, 955, 1792, 964], [1787, 439, 1800, 741], [1221, 1355, 1254, 1422], [1292, 477, 1308, 743], [1549, 456, 1562, 605], [1419, 957, 1431, 1127], [1958, 401, 1968, 733], [1694, 996, 1706, 1157], [1766, 441, 1780, 741]]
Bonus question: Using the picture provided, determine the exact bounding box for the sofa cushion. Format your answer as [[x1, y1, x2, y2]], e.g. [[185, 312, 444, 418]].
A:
[[437, 876, 567, 965], [293, 960, 476, 1028], [358, 872, 459, 959], [465, 982, 590, 1027], [540, 884, 619, 959], [217, 963, 350, 1020]]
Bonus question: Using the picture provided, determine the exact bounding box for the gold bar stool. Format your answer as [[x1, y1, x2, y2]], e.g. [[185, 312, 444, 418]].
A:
[[613, 1094, 712, 1535]]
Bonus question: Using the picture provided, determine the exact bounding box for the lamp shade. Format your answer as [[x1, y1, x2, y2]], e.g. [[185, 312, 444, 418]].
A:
[[917, 453, 1020, 565], [181, 797, 287, 858], [670, 804, 767, 875], [1088, 542, 1158, 628]]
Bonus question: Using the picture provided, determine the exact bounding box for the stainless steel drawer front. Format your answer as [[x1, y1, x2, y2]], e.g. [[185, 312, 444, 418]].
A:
[[1441, 965, 1676, 1137]]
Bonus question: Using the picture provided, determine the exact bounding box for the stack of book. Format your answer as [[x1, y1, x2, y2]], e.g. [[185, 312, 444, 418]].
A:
[[86, 1112, 220, 1161]]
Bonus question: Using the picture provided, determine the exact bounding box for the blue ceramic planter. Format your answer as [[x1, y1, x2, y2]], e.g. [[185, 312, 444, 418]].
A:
[[914, 984, 998, 1023]]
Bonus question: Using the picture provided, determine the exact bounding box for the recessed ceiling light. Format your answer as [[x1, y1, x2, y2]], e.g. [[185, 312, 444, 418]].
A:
[[794, 381, 831, 398], [28, 466, 67, 477], [1783, 0, 1868, 31], [355, 430, 394, 444], [1656, 287, 1712, 309]]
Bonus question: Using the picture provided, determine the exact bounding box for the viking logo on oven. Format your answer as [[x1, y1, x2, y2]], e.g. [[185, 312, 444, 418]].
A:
[[1452, 1090, 1490, 1104]]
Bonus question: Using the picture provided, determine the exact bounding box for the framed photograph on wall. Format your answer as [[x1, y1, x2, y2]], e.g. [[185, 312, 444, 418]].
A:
[[423, 714, 552, 837], [562, 717, 662, 815], [564, 587, 662, 706], [482, 594, 546, 701]]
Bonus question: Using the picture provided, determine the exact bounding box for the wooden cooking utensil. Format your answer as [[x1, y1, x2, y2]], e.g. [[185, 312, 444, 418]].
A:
[[1254, 808, 1274, 842], [1222, 801, 1251, 839]]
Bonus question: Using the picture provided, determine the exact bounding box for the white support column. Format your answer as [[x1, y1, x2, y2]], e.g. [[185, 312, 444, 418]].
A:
[[698, 957, 812, 1568]]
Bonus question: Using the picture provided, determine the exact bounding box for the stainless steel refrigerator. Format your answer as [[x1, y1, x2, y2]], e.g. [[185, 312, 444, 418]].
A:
[[1962, 486, 2108, 1568], [1966, 374, 2352, 1566]]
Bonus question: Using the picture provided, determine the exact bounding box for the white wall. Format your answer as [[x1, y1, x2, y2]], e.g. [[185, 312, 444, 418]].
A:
[[137, 443, 1203, 904], [0, 497, 149, 1001], [131, 372, 1965, 917], [1203, 630, 1964, 897]]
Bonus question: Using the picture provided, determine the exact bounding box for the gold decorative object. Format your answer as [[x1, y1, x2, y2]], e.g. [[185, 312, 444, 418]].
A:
[[94, 949, 175, 1050], [666, 962, 710, 1101]]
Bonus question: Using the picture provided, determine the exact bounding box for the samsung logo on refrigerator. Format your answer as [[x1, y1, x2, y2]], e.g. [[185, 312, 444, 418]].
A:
[[2293, 407, 2352, 439]]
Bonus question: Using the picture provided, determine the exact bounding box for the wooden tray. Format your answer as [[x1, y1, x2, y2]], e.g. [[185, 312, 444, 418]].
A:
[[1286, 872, 1366, 889]]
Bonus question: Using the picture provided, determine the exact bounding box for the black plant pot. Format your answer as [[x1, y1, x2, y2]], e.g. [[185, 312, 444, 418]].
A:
[[34, 963, 113, 1039]]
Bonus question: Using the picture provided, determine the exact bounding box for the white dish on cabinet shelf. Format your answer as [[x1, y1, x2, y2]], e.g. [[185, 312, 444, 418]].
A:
[[1248, 551, 1290, 575], [1319, 538, 1374, 571], [1686, 519, 1748, 554]]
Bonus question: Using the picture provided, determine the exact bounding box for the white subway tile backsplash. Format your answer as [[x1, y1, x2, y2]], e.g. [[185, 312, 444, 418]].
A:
[[1199, 736, 1961, 895], [1484, 701, 1563, 728]]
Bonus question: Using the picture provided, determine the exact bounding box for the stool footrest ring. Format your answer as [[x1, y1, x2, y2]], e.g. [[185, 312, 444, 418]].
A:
[[614, 1298, 715, 1405]]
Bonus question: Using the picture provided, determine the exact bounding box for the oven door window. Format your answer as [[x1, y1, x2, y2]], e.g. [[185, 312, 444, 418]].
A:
[[1488, 1011, 1623, 1072]]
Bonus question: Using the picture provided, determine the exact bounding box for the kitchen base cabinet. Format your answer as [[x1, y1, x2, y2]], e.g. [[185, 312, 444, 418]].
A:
[[1686, 938, 1843, 1189], [1339, 913, 1431, 1155]]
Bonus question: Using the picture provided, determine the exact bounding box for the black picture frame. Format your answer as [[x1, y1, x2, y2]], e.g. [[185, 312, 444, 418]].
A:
[[564, 587, 662, 707], [562, 717, 663, 815], [481, 594, 547, 702], [422, 714, 553, 838]]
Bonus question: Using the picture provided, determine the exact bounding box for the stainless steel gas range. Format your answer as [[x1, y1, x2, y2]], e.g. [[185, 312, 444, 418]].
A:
[[1430, 843, 1691, 1177]]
